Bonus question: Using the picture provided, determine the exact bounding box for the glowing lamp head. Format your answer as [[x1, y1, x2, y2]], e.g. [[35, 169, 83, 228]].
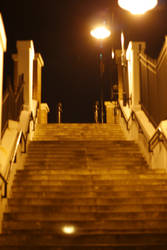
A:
[[118, 0, 158, 15], [90, 26, 111, 40]]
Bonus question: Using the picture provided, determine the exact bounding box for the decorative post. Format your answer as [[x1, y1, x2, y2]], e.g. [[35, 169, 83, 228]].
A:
[[57, 102, 62, 123], [16, 40, 35, 111], [0, 14, 7, 139], [94, 101, 99, 123]]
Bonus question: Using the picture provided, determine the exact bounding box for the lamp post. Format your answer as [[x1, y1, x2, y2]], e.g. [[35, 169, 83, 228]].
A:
[[118, 0, 158, 15], [90, 26, 111, 123]]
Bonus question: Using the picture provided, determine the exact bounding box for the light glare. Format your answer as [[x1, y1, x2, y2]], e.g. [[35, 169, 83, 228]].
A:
[[112, 49, 115, 59], [90, 26, 111, 40], [118, 0, 158, 15]]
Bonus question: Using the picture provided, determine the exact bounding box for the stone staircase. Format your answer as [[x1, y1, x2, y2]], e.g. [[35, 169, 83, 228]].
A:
[[1, 123, 167, 249]]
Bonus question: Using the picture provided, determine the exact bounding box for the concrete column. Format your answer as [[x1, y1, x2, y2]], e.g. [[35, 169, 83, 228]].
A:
[[105, 101, 117, 124], [0, 14, 7, 140], [115, 50, 123, 102], [16, 41, 35, 111], [11, 54, 18, 93], [39, 103, 50, 124], [126, 42, 146, 109], [33, 53, 44, 104]]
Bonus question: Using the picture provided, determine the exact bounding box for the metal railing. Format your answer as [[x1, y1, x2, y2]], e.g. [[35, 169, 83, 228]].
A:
[[118, 104, 167, 153], [0, 111, 36, 199], [118, 102, 132, 130], [1, 75, 24, 136], [148, 128, 167, 152], [0, 131, 26, 198], [2, 92, 10, 137]]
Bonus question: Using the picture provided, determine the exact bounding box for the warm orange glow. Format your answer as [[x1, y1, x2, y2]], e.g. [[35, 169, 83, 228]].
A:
[[118, 0, 158, 15], [90, 26, 111, 40]]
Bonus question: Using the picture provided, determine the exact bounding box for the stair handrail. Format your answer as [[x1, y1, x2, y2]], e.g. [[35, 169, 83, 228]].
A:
[[0, 107, 38, 199], [118, 103, 167, 152], [118, 102, 132, 130], [0, 130, 26, 198], [148, 127, 167, 152]]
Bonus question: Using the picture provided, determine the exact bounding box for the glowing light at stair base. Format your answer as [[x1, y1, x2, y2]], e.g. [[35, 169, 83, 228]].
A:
[[90, 26, 111, 40], [62, 225, 75, 234], [118, 0, 158, 14]]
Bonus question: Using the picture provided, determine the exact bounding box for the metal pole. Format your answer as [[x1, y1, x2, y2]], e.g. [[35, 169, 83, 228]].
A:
[[100, 84, 104, 123], [99, 48, 104, 123]]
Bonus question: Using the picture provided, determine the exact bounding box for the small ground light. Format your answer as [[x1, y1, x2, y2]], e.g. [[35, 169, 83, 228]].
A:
[[62, 225, 75, 234]]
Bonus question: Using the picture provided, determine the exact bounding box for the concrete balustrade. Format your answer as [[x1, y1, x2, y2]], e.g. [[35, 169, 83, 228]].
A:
[[105, 101, 117, 124], [39, 103, 50, 124]]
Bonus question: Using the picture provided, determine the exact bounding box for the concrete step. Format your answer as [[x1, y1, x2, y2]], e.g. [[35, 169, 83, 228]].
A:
[[21, 166, 150, 171], [28, 140, 137, 145], [15, 169, 165, 176], [12, 179, 167, 185], [3, 219, 167, 232], [1, 232, 167, 247], [7, 197, 167, 206], [4, 211, 167, 221], [25, 154, 145, 159], [11, 184, 167, 192], [14, 172, 167, 179], [10, 190, 167, 199], [0, 245, 167, 250], [7, 204, 167, 213]]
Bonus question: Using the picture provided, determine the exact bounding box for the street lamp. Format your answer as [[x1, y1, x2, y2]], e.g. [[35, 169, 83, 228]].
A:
[[90, 26, 111, 123], [118, 0, 158, 15], [90, 26, 111, 40]]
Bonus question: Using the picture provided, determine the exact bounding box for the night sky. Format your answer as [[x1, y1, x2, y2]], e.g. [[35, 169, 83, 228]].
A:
[[1, 0, 167, 122]]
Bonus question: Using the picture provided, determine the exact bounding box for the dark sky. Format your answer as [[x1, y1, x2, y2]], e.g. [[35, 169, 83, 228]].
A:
[[1, 0, 167, 122]]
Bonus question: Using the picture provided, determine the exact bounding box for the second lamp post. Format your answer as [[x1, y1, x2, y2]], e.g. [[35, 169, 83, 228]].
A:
[[90, 26, 111, 123]]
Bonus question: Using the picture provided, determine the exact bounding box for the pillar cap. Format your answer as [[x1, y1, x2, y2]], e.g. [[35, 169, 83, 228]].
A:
[[40, 103, 50, 112], [35, 53, 44, 67], [104, 101, 115, 108]]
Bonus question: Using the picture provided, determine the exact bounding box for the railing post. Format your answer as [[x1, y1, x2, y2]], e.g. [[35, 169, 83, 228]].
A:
[[0, 173, 7, 198], [57, 102, 63, 123], [94, 101, 99, 123]]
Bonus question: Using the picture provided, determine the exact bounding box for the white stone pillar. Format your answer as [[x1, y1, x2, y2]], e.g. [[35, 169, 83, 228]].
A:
[[39, 103, 50, 124], [126, 42, 146, 110], [33, 53, 44, 104], [105, 101, 117, 124], [0, 14, 7, 139], [16, 41, 35, 111]]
